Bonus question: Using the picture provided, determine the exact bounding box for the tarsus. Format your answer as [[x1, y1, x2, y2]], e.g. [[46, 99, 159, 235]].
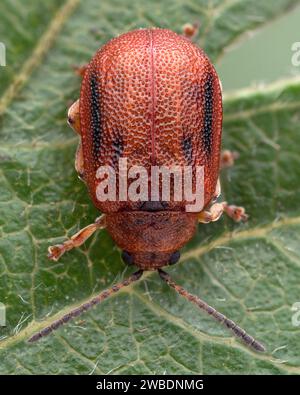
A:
[[158, 269, 265, 353], [28, 270, 143, 343]]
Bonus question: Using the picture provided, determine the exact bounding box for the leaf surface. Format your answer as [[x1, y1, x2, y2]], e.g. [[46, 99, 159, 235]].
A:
[[0, 0, 299, 374]]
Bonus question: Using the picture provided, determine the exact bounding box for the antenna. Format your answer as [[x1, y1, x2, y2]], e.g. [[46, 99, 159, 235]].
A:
[[28, 270, 143, 342], [158, 269, 265, 352]]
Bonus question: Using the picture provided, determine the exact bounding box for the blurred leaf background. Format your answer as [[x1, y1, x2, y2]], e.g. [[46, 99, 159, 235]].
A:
[[0, 0, 300, 375]]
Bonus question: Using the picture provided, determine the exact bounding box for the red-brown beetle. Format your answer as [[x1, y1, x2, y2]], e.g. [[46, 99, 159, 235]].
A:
[[29, 28, 264, 352]]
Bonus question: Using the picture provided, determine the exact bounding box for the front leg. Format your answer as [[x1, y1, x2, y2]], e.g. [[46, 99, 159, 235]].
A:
[[199, 178, 248, 223], [198, 202, 248, 224], [48, 214, 106, 261], [199, 151, 249, 223]]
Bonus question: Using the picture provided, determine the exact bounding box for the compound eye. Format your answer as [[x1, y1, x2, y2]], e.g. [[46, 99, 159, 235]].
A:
[[121, 250, 134, 266], [169, 251, 180, 265]]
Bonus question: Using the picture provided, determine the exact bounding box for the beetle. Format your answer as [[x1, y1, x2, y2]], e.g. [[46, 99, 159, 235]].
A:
[[29, 28, 264, 352]]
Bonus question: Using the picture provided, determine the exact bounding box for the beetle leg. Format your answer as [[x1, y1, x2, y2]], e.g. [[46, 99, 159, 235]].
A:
[[223, 203, 249, 222], [75, 142, 85, 181], [73, 64, 88, 78], [67, 99, 81, 134], [198, 202, 248, 223], [68, 100, 85, 179], [212, 178, 221, 202], [48, 215, 106, 261], [182, 22, 199, 39], [220, 150, 239, 169], [198, 202, 225, 223]]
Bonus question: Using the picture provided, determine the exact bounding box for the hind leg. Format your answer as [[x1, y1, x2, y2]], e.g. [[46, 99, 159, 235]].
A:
[[73, 64, 88, 78], [182, 22, 199, 39]]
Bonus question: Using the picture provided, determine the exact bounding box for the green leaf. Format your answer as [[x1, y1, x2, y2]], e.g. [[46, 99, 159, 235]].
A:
[[0, 0, 300, 375]]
